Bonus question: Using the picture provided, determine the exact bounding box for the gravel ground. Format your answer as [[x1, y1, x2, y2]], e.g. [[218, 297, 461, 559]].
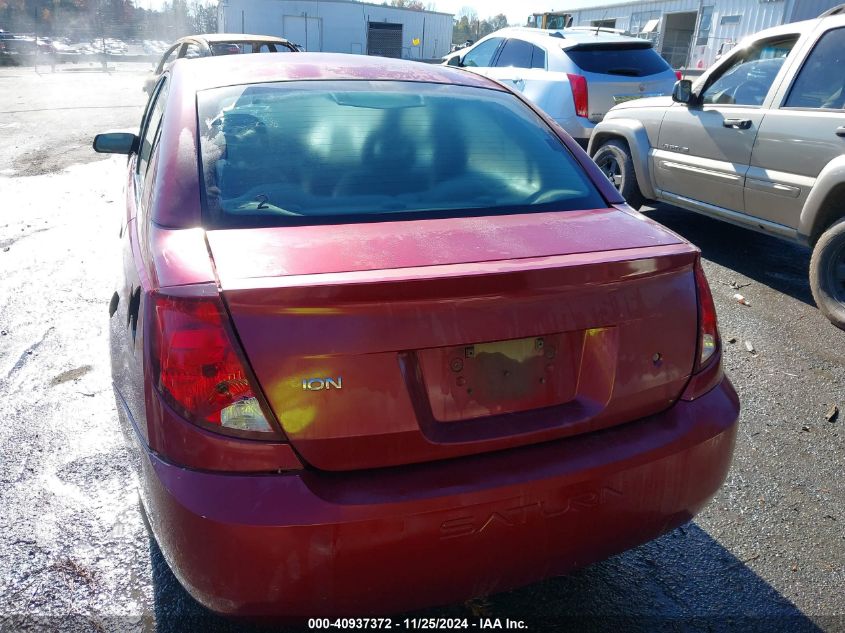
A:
[[0, 64, 843, 633]]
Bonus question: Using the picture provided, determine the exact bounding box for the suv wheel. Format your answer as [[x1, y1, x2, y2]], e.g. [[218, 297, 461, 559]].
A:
[[810, 217, 845, 330], [593, 139, 645, 209]]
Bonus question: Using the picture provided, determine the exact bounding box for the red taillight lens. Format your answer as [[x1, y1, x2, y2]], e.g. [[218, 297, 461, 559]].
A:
[[567, 73, 589, 118], [150, 293, 277, 436], [675, 70, 683, 81], [694, 259, 719, 371]]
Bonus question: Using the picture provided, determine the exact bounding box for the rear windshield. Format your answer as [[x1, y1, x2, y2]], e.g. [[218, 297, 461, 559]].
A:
[[196, 80, 605, 228], [211, 41, 290, 54], [566, 44, 671, 77]]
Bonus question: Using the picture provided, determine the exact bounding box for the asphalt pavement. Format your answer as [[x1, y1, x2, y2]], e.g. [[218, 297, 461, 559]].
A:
[[0, 63, 843, 633]]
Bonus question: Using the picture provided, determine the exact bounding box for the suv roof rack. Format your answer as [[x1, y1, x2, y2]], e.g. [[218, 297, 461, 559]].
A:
[[819, 4, 845, 17]]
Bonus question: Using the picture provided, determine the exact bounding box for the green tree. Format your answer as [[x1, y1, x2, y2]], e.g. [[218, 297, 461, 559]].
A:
[[388, 0, 426, 9]]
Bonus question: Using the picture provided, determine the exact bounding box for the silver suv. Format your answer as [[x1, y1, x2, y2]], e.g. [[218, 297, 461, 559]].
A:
[[445, 27, 678, 147], [589, 6, 845, 328]]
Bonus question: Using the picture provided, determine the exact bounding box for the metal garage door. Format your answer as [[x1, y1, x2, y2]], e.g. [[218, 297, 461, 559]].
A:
[[367, 22, 403, 58]]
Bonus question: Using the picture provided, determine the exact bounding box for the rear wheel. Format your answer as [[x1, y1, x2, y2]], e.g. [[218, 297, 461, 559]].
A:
[[810, 217, 845, 330], [593, 139, 645, 210]]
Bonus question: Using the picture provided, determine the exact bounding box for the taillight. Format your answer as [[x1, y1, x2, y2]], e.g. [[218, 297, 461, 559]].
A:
[[681, 258, 722, 401], [694, 259, 719, 371], [150, 292, 278, 437], [567, 73, 589, 118], [675, 70, 683, 81]]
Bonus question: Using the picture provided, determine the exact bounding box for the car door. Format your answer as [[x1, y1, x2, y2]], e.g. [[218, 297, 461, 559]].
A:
[[745, 25, 845, 229], [458, 36, 505, 77], [483, 37, 549, 102], [111, 77, 169, 444], [654, 35, 799, 212]]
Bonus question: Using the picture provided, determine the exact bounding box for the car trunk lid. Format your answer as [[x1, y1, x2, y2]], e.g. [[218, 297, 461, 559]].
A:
[[207, 208, 700, 471]]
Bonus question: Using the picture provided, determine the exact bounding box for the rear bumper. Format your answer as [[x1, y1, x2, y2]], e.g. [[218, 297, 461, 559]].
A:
[[553, 114, 595, 145], [132, 377, 739, 617]]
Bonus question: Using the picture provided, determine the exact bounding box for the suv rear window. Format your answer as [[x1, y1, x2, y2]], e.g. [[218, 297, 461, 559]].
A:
[[197, 80, 605, 228], [566, 44, 671, 77]]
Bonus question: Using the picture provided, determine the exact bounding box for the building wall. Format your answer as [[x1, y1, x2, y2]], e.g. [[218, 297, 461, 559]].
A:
[[217, 0, 453, 60], [564, 0, 839, 69], [790, 0, 840, 21]]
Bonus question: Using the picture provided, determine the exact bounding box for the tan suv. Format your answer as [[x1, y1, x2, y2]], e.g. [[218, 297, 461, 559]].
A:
[[589, 6, 845, 329]]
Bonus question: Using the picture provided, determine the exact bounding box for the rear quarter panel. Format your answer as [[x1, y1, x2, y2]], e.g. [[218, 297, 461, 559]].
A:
[[110, 158, 152, 445]]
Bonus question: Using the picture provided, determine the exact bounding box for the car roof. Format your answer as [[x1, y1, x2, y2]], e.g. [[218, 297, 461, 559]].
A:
[[483, 26, 653, 49], [181, 33, 293, 45], [169, 52, 503, 92]]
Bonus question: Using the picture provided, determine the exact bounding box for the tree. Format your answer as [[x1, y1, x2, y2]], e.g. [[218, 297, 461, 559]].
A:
[[488, 14, 508, 31], [389, 0, 425, 9], [452, 10, 510, 46], [0, 0, 218, 40]]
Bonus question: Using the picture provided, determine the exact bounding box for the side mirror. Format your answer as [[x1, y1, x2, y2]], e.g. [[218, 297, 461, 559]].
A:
[[672, 79, 694, 104], [446, 55, 463, 67], [93, 132, 138, 155]]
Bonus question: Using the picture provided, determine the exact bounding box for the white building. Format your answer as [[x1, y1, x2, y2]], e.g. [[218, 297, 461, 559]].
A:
[[557, 0, 842, 69], [217, 0, 454, 61]]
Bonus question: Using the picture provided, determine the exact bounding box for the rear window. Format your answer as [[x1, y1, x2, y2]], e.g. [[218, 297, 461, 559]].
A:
[[211, 41, 289, 54], [565, 44, 671, 77], [210, 43, 242, 55], [197, 81, 605, 228]]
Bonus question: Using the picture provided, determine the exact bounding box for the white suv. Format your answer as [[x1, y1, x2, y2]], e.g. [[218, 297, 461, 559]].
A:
[[445, 27, 679, 147]]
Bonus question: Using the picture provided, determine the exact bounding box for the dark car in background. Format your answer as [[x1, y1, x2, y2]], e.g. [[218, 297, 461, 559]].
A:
[[94, 52, 739, 618], [143, 33, 297, 93]]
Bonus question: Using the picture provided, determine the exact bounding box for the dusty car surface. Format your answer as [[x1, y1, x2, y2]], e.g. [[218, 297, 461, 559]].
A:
[[589, 6, 845, 328], [94, 52, 739, 618], [444, 27, 678, 147], [143, 33, 297, 93]]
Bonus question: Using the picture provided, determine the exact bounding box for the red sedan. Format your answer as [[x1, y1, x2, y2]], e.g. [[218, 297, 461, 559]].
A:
[[95, 53, 739, 618]]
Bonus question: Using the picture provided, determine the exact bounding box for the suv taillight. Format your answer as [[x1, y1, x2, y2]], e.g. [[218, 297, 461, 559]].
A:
[[567, 73, 589, 118], [150, 292, 279, 437]]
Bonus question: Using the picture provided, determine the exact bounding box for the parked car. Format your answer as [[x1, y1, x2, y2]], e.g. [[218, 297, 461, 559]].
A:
[[143, 33, 297, 93], [444, 27, 678, 147], [589, 5, 845, 328], [94, 52, 739, 618]]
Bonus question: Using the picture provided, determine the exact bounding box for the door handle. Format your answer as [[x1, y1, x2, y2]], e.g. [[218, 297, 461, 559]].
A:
[[836, 126, 845, 137], [723, 118, 752, 129]]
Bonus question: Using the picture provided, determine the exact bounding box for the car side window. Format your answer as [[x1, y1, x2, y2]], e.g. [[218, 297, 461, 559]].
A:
[[784, 28, 845, 110], [136, 79, 168, 195], [495, 39, 535, 69], [700, 36, 798, 106], [462, 37, 504, 68], [183, 42, 202, 59], [531, 46, 546, 69]]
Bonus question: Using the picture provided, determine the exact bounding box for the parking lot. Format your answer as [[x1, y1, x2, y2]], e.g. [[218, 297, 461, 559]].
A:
[[0, 63, 843, 632]]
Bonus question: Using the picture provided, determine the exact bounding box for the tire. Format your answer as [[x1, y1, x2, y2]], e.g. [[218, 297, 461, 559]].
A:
[[592, 139, 645, 209], [810, 217, 845, 330]]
